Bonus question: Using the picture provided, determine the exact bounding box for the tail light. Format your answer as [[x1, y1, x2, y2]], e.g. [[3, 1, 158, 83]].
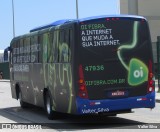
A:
[[78, 65, 88, 98], [147, 60, 155, 93], [106, 17, 120, 21]]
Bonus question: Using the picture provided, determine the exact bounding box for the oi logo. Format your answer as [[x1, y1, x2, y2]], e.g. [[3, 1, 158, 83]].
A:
[[128, 58, 148, 86], [134, 67, 143, 78]]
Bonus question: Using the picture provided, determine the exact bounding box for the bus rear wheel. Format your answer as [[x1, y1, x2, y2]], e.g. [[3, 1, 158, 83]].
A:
[[45, 92, 57, 120]]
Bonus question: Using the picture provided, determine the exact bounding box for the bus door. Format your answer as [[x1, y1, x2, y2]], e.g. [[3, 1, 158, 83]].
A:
[[10, 45, 14, 82], [22, 37, 34, 103]]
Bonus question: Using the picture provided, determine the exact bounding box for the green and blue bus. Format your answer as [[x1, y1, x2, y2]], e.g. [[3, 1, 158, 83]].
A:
[[10, 15, 155, 119]]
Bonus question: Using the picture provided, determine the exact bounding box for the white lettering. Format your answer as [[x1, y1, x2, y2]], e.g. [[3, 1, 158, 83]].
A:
[[13, 64, 29, 72], [82, 109, 97, 114], [82, 108, 110, 114], [82, 36, 92, 41], [81, 31, 85, 35], [81, 24, 120, 47], [134, 67, 143, 78], [82, 42, 93, 47]]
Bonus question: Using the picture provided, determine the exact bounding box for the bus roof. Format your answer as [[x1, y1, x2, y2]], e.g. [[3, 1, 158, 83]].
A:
[[79, 15, 146, 22], [30, 15, 146, 33], [30, 19, 76, 32]]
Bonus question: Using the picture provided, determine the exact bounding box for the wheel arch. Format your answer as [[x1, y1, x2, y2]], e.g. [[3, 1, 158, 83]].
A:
[[43, 87, 53, 107], [15, 83, 20, 100]]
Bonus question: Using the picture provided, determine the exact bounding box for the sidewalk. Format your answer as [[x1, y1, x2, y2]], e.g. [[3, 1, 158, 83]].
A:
[[155, 87, 160, 103], [156, 92, 160, 103], [0, 79, 160, 103], [155, 80, 160, 103], [0, 79, 10, 82]]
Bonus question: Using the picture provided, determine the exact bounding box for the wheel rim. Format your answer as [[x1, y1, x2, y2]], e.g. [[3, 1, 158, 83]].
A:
[[46, 97, 51, 114], [19, 92, 22, 102]]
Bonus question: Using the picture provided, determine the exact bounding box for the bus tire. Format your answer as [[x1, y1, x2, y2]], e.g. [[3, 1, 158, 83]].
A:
[[45, 92, 56, 120], [18, 90, 28, 108]]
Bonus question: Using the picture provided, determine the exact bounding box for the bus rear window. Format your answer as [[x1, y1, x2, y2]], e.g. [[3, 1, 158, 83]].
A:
[[79, 17, 151, 62]]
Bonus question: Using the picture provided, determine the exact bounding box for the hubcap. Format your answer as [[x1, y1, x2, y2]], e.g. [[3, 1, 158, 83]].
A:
[[46, 97, 51, 114], [19, 92, 22, 102]]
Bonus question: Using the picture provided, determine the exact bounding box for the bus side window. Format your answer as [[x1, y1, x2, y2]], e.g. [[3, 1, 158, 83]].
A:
[[38, 35, 42, 63], [65, 30, 69, 62], [16, 40, 20, 63], [10, 46, 13, 65], [19, 39, 24, 63], [42, 33, 49, 63], [12, 42, 17, 64], [24, 37, 31, 63], [69, 29, 73, 62], [53, 30, 58, 62], [59, 30, 64, 62], [31, 36, 39, 63], [48, 32, 53, 63], [59, 29, 70, 63]]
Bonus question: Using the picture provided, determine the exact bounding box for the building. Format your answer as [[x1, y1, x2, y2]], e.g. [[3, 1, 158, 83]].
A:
[[0, 50, 4, 63], [120, 0, 160, 65]]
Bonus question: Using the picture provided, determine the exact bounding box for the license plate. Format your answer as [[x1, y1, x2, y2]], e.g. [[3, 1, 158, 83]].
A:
[[107, 90, 129, 98]]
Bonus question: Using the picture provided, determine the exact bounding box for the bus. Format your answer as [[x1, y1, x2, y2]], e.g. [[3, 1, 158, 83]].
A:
[[9, 15, 155, 119]]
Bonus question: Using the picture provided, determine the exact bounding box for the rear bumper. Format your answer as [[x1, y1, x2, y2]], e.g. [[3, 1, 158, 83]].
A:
[[76, 92, 155, 114]]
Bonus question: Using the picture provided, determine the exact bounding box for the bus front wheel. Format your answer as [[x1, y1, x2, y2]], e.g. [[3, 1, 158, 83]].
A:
[[18, 90, 28, 108]]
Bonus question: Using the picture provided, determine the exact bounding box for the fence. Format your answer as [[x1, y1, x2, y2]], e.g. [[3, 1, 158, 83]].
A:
[[0, 62, 10, 79]]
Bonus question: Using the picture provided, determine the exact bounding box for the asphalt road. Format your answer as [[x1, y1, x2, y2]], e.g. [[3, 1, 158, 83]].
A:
[[0, 81, 160, 131]]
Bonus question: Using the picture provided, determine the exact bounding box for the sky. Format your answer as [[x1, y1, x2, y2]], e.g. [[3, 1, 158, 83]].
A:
[[0, 0, 119, 50]]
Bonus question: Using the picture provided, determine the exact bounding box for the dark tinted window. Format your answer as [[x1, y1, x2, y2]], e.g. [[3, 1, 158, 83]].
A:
[[79, 18, 151, 64]]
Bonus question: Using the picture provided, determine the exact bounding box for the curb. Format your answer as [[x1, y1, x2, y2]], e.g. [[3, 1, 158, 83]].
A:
[[0, 80, 10, 82], [156, 99, 160, 103]]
